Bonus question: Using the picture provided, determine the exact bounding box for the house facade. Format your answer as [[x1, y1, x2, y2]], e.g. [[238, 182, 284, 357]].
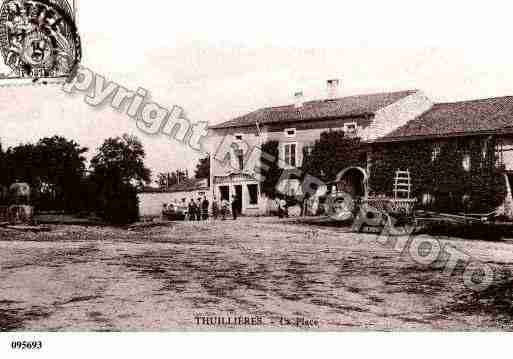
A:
[[207, 81, 432, 215]]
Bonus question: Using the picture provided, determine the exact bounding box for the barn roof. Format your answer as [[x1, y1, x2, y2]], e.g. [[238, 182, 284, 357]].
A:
[[380, 96, 513, 142]]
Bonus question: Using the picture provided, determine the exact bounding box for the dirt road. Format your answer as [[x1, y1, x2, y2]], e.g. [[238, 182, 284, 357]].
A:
[[0, 218, 512, 330]]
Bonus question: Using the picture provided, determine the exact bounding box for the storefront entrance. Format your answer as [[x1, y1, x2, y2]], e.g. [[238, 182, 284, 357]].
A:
[[219, 186, 230, 201], [234, 185, 243, 214], [214, 173, 262, 215]]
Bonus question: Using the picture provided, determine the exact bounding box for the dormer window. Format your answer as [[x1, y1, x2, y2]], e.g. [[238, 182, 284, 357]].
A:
[[343, 122, 358, 136], [284, 128, 296, 138], [234, 134, 243, 141]]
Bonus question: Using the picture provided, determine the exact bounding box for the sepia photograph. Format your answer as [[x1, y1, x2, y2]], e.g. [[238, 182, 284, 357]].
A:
[[0, 0, 512, 357]]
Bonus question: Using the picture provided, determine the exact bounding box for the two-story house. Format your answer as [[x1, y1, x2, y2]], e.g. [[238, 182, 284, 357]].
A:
[[207, 81, 433, 215]]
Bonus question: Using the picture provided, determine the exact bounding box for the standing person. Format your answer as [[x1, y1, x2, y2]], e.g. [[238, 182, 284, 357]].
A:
[[231, 195, 238, 220], [311, 196, 319, 216], [196, 198, 203, 221], [221, 198, 229, 220], [301, 192, 311, 217], [201, 196, 209, 220], [161, 203, 168, 220], [276, 196, 283, 218], [212, 196, 219, 220], [274, 197, 281, 218], [181, 198, 188, 220], [188, 198, 196, 221]]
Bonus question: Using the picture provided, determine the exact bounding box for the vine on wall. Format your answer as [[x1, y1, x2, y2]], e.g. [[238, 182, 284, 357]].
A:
[[301, 130, 366, 182], [259, 140, 283, 198], [370, 136, 506, 213]]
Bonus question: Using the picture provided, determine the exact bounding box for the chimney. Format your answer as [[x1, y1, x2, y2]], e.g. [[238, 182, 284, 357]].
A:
[[294, 91, 304, 109], [326, 79, 340, 100]]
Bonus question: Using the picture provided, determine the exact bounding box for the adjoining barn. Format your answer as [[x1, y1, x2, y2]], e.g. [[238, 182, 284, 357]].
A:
[[374, 96, 513, 219]]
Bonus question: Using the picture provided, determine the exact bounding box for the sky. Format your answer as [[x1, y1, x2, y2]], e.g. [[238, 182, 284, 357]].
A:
[[2, 0, 513, 184]]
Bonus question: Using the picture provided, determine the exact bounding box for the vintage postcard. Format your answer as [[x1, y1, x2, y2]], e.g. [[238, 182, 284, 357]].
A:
[[0, 0, 512, 357]]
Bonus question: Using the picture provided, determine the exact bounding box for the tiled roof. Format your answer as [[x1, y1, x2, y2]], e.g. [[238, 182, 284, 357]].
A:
[[210, 90, 418, 129], [381, 96, 513, 142]]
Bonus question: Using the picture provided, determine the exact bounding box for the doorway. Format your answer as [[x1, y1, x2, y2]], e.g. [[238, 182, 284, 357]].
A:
[[219, 186, 229, 202], [235, 185, 243, 214], [334, 167, 368, 198]]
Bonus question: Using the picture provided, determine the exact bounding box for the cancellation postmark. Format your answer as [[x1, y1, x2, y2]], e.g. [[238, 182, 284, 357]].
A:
[[0, 0, 80, 86]]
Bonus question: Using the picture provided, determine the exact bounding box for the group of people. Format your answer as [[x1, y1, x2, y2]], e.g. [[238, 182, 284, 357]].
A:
[[164, 195, 241, 221], [186, 197, 210, 221]]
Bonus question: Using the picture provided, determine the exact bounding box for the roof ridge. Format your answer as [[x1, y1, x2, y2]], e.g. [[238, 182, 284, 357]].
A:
[[260, 89, 419, 111], [305, 88, 418, 103], [433, 95, 513, 106]]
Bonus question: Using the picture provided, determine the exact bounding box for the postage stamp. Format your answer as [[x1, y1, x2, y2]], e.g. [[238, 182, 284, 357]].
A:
[[0, 0, 80, 86]]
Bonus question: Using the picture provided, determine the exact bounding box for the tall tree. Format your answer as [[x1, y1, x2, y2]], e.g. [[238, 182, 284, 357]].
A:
[[91, 134, 151, 189], [36, 136, 88, 211], [90, 134, 151, 224]]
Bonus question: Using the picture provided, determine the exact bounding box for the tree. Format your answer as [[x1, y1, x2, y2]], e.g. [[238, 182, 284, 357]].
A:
[[90, 134, 151, 224], [35, 136, 88, 211], [91, 134, 151, 189], [4, 143, 38, 187], [1, 136, 88, 212], [194, 155, 210, 182]]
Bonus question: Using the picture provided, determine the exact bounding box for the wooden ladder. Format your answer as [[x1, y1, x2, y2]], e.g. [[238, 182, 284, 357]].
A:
[[393, 169, 412, 199]]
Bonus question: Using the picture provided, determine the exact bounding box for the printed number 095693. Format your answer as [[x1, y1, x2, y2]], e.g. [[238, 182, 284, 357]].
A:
[[11, 341, 42, 350]]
